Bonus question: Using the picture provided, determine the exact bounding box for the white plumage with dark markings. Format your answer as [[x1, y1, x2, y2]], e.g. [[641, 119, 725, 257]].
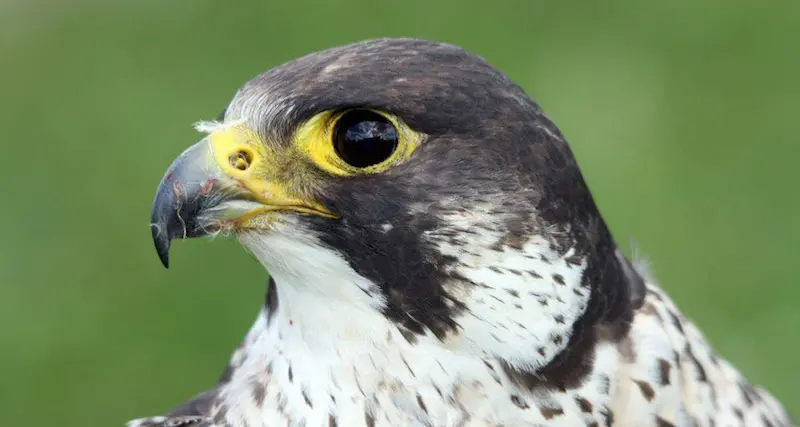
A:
[[132, 38, 794, 427]]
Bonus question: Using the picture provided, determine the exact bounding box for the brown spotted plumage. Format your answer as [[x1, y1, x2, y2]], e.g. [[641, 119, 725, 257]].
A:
[[132, 38, 793, 426]]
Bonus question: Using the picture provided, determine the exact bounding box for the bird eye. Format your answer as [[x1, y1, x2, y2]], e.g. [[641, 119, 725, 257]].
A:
[[333, 110, 399, 168]]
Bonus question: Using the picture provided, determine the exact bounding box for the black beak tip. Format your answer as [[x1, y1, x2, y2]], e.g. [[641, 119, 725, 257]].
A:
[[151, 222, 171, 269]]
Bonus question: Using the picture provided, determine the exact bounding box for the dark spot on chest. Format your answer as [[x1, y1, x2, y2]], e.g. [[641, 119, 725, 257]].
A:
[[575, 396, 593, 413], [668, 310, 684, 334], [401, 354, 416, 378], [634, 379, 655, 401], [265, 277, 279, 324], [251, 380, 266, 407], [416, 394, 428, 414], [599, 406, 614, 426], [540, 406, 564, 420], [510, 395, 529, 409], [685, 343, 707, 382], [739, 381, 760, 406], [598, 374, 611, 395], [302, 389, 313, 407], [657, 358, 672, 386], [655, 416, 675, 427]]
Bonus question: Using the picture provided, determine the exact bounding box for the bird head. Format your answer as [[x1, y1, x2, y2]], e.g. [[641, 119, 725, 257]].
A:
[[150, 39, 641, 376]]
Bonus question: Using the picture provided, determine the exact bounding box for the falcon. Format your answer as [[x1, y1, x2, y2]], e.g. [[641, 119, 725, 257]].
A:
[[133, 38, 793, 427]]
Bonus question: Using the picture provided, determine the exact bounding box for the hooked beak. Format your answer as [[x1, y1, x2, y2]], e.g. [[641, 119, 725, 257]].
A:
[[150, 124, 336, 268]]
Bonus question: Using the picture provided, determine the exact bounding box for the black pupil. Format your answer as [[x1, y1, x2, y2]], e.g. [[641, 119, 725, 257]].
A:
[[333, 110, 399, 168]]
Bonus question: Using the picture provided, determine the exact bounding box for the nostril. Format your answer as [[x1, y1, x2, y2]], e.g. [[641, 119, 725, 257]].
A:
[[229, 150, 252, 171]]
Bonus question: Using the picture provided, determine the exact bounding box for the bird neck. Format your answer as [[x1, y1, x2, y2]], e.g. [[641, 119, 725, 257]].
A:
[[238, 228, 416, 365], [227, 247, 618, 426], [234, 274, 478, 426], [267, 273, 397, 354], [235, 221, 640, 399]]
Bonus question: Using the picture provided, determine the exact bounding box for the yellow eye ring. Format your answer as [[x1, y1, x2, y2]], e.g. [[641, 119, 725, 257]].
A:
[[294, 108, 424, 176]]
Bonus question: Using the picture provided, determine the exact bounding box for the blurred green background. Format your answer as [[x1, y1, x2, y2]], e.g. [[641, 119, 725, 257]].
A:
[[1, 0, 798, 425]]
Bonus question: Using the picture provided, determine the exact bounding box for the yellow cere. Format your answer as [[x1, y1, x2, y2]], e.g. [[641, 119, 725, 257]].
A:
[[294, 109, 425, 176], [207, 124, 336, 218], [209, 125, 271, 186]]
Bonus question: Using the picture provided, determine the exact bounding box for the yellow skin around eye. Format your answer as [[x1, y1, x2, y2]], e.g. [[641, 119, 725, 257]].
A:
[[294, 109, 425, 177], [202, 109, 424, 227]]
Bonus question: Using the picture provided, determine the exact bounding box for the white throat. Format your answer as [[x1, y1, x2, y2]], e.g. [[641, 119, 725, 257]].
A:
[[239, 227, 390, 347], [220, 217, 594, 427], [230, 226, 502, 426]]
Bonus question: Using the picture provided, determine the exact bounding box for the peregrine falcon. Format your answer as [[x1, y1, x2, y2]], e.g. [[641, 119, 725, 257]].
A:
[[135, 38, 793, 427]]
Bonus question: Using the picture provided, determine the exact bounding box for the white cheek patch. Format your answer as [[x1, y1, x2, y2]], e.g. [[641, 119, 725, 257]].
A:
[[425, 207, 590, 372]]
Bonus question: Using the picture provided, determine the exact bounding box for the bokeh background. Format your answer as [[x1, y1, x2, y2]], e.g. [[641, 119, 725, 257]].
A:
[[1, 0, 798, 425]]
